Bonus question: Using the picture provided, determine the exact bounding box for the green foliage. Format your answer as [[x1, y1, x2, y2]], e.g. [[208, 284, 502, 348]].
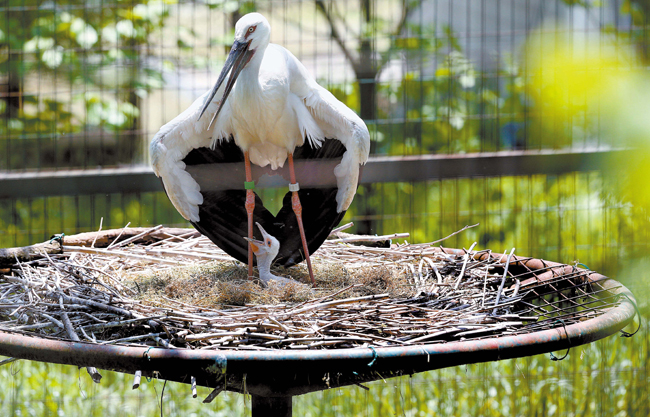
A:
[[343, 171, 647, 276], [326, 26, 533, 156], [296, 325, 648, 416], [0, 192, 186, 248], [0, 0, 173, 169], [0, 3, 647, 413], [0, 318, 646, 416]]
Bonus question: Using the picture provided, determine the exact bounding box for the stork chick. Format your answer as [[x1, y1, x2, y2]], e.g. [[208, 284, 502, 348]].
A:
[[244, 223, 297, 287]]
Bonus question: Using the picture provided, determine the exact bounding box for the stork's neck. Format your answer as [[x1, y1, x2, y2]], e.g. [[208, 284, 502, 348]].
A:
[[256, 253, 282, 284], [257, 254, 272, 275], [237, 45, 266, 94]]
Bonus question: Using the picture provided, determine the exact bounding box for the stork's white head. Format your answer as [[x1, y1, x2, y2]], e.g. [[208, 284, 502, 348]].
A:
[[244, 222, 280, 271], [234, 13, 270, 53], [198, 12, 271, 124]]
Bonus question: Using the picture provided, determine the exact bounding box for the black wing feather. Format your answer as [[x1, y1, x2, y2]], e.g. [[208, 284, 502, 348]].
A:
[[181, 138, 347, 267]]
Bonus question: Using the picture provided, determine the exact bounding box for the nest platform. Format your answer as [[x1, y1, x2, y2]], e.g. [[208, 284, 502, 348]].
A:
[[0, 226, 637, 413]]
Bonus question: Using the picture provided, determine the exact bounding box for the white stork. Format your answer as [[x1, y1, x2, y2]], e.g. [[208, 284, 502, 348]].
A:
[[150, 12, 370, 284]]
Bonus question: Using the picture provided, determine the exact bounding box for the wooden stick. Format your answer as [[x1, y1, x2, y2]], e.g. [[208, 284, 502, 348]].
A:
[[64, 227, 199, 248], [143, 248, 233, 262], [80, 316, 165, 332], [106, 222, 131, 249], [58, 294, 137, 318], [61, 312, 102, 383], [100, 332, 166, 345], [328, 232, 409, 244], [108, 225, 164, 249], [493, 248, 516, 315], [329, 222, 354, 235], [282, 294, 390, 317], [0, 357, 18, 367], [62, 246, 187, 266], [0, 241, 62, 267], [91, 218, 103, 248], [454, 242, 477, 290]]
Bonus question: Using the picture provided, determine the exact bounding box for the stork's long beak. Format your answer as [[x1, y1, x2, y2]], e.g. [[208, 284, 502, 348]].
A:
[[243, 222, 272, 254], [198, 39, 254, 127]]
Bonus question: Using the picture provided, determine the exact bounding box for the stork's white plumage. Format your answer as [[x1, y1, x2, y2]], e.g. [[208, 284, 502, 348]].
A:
[[150, 13, 370, 283]]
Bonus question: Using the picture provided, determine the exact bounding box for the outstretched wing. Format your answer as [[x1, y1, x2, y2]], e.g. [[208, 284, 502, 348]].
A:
[[285, 46, 371, 212], [150, 90, 225, 223], [152, 45, 369, 267]]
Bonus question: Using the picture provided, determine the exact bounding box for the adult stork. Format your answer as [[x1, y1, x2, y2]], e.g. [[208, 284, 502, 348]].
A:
[[150, 12, 370, 284]]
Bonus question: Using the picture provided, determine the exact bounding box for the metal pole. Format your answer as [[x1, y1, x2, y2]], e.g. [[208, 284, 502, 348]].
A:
[[251, 395, 292, 417]]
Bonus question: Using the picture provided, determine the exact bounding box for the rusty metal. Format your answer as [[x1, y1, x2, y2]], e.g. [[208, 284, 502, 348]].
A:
[[0, 250, 636, 399]]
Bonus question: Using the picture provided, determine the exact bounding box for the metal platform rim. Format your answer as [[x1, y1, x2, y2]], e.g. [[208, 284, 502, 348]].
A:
[[0, 268, 636, 397]]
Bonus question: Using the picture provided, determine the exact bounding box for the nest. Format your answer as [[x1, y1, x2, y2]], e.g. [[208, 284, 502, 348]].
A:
[[0, 225, 618, 353]]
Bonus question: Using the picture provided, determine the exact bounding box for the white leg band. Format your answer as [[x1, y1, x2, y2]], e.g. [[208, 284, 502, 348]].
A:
[[289, 182, 300, 192]]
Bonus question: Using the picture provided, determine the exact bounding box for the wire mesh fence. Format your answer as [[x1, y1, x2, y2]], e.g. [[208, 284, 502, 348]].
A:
[[1, 0, 649, 271], [0, 2, 648, 415], [3, 0, 644, 167]]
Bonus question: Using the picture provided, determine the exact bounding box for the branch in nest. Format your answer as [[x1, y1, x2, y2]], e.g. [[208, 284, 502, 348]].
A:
[[0, 241, 62, 267], [63, 227, 200, 248]]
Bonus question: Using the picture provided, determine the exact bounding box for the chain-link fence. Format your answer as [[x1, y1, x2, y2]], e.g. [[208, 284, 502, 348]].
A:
[[1, 0, 648, 274]]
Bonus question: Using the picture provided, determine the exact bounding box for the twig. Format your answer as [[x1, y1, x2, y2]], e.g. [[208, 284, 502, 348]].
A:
[[61, 312, 102, 383], [62, 246, 187, 266], [108, 225, 164, 249], [100, 332, 166, 345], [430, 223, 479, 246], [493, 248, 516, 315], [91, 218, 103, 248], [454, 242, 477, 290], [329, 233, 409, 244], [329, 222, 354, 235], [58, 294, 137, 318], [106, 222, 131, 249], [0, 357, 18, 367], [80, 316, 165, 333]]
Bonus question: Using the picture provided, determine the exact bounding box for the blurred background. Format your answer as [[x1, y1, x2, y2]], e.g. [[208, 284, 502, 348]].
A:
[[0, 0, 649, 415]]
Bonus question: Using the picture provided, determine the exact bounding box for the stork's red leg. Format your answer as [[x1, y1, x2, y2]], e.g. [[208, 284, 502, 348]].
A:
[[287, 153, 315, 285], [244, 151, 255, 279]]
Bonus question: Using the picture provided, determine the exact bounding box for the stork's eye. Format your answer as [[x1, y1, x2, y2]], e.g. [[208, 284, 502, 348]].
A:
[[248, 26, 256, 33], [266, 239, 271, 245]]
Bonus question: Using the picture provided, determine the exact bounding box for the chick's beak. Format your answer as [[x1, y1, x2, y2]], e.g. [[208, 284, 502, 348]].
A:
[[254, 222, 272, 240], [243, 223, 274, 255], [243, 236, 263, 254]]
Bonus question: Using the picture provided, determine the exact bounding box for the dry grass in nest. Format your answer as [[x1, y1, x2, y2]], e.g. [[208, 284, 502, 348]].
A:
[[126, 256, 411, 309]]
